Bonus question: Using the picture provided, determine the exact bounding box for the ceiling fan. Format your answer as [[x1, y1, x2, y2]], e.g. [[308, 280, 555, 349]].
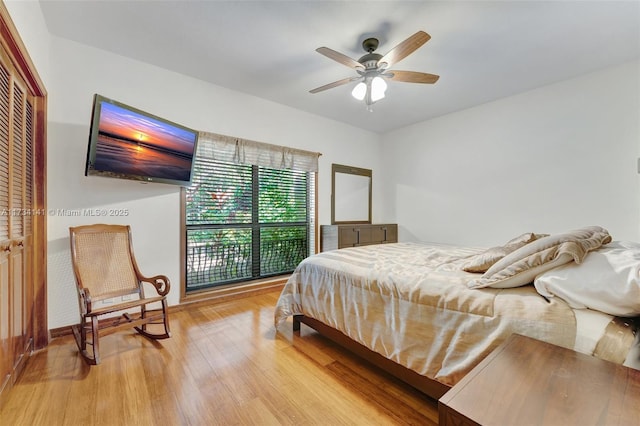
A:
[[310, 31, 439, 110]]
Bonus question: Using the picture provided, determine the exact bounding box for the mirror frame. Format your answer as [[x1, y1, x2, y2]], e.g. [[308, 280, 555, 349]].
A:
[[331, 163, 372, 224]]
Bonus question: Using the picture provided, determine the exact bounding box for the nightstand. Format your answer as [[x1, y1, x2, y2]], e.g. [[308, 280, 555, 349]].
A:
[[438, 333, 640, 425]]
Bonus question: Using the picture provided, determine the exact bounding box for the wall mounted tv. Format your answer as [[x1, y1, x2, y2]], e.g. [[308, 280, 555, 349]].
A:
[[85, 94, 199, 186]]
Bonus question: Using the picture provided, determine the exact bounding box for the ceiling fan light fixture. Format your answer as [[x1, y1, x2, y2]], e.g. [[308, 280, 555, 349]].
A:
[[351, 81, 367, 101], [370, 76, 387, 102], [352, 76, 386, 107]]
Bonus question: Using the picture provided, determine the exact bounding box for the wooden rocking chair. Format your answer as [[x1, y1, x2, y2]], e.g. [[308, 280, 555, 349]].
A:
[[69, 224, 171, 365]]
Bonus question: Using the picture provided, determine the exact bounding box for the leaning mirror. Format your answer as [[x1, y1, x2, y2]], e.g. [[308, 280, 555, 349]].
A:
[[331, 164, 372, 224]]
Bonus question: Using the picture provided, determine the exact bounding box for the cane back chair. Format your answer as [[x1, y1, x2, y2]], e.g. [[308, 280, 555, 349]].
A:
[[69, 224, 171, 364]]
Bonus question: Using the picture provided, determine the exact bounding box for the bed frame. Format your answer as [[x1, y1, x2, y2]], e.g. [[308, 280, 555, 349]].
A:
[[293, 315, 450, 400]]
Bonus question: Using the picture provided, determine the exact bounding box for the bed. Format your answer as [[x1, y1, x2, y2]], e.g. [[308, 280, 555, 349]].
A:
[[274, 226, 640, 399]]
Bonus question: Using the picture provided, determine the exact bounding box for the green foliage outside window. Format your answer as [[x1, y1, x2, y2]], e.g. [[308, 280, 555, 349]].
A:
[[185, 160, 310, 291]]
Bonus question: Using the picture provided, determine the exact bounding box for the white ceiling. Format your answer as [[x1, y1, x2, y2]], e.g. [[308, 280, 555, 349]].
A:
[[39, 1, 640, 134]]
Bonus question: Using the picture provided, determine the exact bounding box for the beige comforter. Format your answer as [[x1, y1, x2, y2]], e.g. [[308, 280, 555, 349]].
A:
[[274, 242, 635, 387]]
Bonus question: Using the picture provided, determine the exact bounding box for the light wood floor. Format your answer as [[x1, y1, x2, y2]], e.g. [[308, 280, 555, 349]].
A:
[[0, 290, 439, 425]]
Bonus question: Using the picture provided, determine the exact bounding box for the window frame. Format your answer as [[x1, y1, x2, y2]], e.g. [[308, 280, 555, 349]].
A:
[[179, 165, 318, 303]]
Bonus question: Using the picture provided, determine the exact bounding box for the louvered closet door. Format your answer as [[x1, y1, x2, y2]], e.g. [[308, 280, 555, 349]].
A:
[[10, 78, 29, 369], [0, 43, 34, 390], [0, 46, 12, 394], [23, 93, 34, 349], [0, 4, 45, 404]]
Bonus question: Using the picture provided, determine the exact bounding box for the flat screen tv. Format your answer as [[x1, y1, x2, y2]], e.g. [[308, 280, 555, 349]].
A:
[[85, 94, 199, 186]]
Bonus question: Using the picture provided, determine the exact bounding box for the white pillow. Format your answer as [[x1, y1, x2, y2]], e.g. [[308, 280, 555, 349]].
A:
[[534, 241, 640, 317]]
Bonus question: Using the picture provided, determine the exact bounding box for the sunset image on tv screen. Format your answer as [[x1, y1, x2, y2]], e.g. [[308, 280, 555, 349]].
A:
[[93, 101, 197, 182]]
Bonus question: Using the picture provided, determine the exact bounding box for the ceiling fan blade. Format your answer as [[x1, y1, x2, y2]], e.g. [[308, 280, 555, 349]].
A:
[[309, 77, 358, 94], [316, 47, 364, 70], [378, 31, 431, 69], [386, 71, 439, 84]]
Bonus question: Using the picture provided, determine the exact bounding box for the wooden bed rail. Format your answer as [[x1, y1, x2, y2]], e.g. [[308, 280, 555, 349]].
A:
[[292, 315, 450, 399]]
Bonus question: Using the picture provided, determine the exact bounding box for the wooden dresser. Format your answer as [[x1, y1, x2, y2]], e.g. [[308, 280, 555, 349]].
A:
[[320, 224, 397, 251], [439, 333, 640, 426]]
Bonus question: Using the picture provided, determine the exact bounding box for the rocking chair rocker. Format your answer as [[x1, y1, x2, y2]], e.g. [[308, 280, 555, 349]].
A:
[[69, 224, 171, 365]]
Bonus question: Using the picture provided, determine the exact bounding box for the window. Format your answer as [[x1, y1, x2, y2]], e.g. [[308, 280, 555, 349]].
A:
[[184, 157, 315, 293]]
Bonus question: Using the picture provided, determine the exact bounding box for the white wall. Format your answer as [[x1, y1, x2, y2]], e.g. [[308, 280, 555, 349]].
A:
[[381, 61, 640, 246], [45, 37, 383, 328], [7, 3, 383, 329]]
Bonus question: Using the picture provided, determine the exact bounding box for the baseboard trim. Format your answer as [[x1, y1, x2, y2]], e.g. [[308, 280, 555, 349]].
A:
[[176, 277, 287, 311]]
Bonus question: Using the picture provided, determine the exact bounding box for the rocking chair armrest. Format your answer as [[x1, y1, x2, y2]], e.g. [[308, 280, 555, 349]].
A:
[[79, 287, 93, 314], [139, 274, 171, 296]]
